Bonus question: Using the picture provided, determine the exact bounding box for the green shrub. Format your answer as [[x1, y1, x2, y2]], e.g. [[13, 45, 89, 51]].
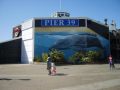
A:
[[49, 49, 64, 63], [81, 57, 92, 63], [69, 50, 101, 64], [86, 50, 101, 63], [69, 56, 76, 64], [69, 51, 84, 64], [42, 53, 48, 62], [34, 56, 41, 62]]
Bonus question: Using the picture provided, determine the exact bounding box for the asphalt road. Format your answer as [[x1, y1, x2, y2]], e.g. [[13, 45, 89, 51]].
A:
[[0, 64, 120, 90]]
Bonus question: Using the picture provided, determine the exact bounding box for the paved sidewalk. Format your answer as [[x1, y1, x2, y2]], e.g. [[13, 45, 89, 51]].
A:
[[0, 64, 120, 90], [54, 79, 120, 90]]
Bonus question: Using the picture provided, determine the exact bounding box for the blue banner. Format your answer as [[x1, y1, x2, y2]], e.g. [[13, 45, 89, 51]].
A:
[[41, 19, 79, 27]]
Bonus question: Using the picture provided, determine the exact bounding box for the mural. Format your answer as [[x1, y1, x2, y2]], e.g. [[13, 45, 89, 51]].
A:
[[34, 27, 110, 60]]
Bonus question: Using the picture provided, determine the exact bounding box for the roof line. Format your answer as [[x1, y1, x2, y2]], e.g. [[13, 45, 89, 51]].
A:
[[0, 37, 22, 44]]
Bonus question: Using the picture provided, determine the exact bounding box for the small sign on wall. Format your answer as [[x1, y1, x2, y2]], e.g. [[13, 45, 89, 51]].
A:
[[13, 25, 21, 38]]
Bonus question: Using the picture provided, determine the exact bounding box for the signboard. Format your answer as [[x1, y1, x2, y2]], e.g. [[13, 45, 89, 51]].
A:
[[41, 19, 79, 27], [13, 25, 21, 38]]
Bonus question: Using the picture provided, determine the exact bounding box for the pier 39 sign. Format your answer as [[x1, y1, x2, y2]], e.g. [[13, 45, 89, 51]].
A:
[[41, 19, 79, 27]]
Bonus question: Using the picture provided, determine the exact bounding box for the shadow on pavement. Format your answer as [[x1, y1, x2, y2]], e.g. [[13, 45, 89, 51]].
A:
[[18, 79, 31, 81], [55, 73, 68, 76], [0, 78, 12, 81], [0, 78, 31, 81], [115, 68, 120, 70]]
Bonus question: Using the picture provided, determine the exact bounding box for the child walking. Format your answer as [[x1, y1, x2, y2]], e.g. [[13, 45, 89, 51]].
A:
[[51, 62, 56, 76]]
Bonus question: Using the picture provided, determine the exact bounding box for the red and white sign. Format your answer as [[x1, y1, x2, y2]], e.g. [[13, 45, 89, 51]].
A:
[[13, 26, 21, 38]]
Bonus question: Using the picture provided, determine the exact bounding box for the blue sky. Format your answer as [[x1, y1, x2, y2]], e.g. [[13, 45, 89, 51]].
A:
[[0, 0, 120, 42]]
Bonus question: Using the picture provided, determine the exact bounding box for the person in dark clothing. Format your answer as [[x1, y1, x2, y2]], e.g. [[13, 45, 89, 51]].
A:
[[109, 55, 115, 70], [47, 56, 52, 75]]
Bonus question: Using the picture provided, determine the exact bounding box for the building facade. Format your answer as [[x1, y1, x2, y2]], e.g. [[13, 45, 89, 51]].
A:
[[0, 12, 112, 64], [20, 15, 110, 63]]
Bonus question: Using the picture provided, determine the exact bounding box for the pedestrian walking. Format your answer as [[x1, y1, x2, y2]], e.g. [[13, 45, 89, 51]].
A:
[[47, 55, 52, 75], [109, 55, 115, 70]]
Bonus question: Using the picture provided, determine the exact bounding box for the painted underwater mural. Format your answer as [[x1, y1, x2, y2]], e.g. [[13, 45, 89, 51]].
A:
[[34, 27, 109, 60]]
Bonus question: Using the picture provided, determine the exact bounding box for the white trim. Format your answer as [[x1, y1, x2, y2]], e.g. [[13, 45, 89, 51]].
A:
[[32, 19, 35, 64]]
